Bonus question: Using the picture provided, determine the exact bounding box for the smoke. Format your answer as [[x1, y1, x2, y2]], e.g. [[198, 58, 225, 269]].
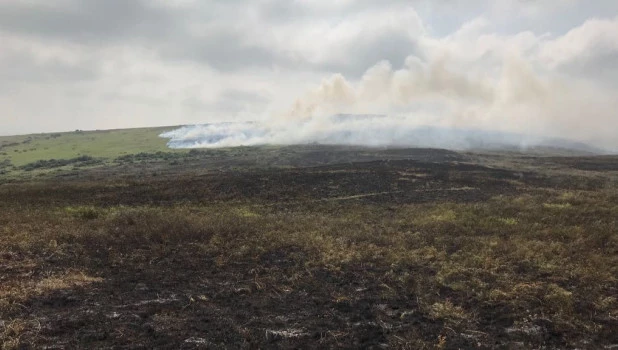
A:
[[161, 15, 618, 153], [161, 115, 598, 153]]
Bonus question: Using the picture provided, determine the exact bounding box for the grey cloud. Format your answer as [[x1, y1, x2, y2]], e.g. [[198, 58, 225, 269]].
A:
[[210, 89, 270, 115], [257, 1, 312, 22], [0, 0, 423, 74], [258, 0, 394, 21], [160, 1, 422, 74], [174, 89, 270, 118], [162, 30, 286, 72], [0, 52, 98, 87], [0, 1, 295, 72], [218, 89, 269, 104], [318, 32, 421, 78], [1, 0, 615, 76], [0, 0, 177, 43]]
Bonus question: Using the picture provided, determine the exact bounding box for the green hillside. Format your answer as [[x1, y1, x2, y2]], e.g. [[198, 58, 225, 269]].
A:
[[0, 126, 182, 167]]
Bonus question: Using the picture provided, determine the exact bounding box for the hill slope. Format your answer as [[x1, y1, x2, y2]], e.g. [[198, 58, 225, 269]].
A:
[[0, 126, 180, 167]]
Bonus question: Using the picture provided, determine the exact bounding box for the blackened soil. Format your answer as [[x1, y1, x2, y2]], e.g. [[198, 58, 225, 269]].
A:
[[0, 159, 528, 208], [2, 148, 617, 349]]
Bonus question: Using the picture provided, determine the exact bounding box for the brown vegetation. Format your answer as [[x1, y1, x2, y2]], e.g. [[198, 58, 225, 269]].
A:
[[0, 148, 617, 349]]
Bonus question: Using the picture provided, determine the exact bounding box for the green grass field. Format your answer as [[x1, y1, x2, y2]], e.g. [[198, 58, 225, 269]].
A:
[[0, 126, 182, 167]]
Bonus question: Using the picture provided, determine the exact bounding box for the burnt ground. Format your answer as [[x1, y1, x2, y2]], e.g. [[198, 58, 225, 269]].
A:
[[1, 147, 617, 349], [1, 159, 522, 207]]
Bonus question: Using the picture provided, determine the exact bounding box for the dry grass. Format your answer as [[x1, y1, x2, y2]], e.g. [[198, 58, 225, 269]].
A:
[[0, 152, 617, 348]]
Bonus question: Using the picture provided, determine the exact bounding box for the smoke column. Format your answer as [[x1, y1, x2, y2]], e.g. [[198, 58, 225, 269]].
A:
[[161, 16, 618, 153]]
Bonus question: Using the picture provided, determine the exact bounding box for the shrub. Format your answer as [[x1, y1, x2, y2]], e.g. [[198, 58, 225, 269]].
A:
[[20, 156, 103, 171], [65, 206, 102, 220]]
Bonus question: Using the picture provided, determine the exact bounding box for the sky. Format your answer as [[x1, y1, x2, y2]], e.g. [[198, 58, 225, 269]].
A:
[[1, 0, 617, 148]]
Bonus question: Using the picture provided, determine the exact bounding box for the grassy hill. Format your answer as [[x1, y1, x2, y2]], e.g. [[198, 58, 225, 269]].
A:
[[0, 126, 182, 168]]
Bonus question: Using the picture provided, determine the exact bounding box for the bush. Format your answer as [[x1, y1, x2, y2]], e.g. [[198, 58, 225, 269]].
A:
[[114, 151, 194, 164], [20, 156, 103, 171], [65, 206, 102, 220]]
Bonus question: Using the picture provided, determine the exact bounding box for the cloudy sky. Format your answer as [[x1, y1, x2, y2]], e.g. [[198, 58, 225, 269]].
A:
[[1, 0, 617, 147]]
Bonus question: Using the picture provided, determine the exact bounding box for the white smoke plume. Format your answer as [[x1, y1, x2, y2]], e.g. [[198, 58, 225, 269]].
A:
[[162, 14, 618, 153]]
